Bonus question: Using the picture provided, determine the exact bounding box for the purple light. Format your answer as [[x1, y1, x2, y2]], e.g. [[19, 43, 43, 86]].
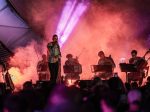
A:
[[56, 0, 88, 47], [56, 0, 77, 38], [59, 3, 87, 47]]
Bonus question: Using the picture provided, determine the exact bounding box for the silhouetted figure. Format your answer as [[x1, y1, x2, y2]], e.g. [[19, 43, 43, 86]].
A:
[[97, 51, 116, 79], [64, 54, 82, 81], [128, 50, 149, 86], [37, 54, 49, 81]]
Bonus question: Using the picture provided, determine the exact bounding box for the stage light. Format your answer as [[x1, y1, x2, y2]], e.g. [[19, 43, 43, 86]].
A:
[[59, 3, 87, 47], [67, 79, 76, 86], [56, 0, 88, 47], [56, 0, 77, 38], [120, 58, 126, 63]]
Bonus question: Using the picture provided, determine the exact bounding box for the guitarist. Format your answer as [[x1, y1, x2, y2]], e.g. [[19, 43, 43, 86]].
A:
[[47, 34, 61, 84]]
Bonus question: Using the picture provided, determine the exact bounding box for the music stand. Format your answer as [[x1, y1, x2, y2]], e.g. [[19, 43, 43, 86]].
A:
[[119, 63, 137, 82], [63, 65, 82, 83], [63, 65, 74, 74], [91, 64, 113, 73], [91, 64, 113, 79], [63, 65, 82, 74]]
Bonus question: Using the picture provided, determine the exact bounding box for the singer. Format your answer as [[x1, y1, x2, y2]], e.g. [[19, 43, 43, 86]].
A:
[[47, 34, 61, 84]]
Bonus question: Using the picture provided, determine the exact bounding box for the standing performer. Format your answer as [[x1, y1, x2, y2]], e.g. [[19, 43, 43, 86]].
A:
[[47, 34, 61, 84], [37, 54, 49, 81], [97, 51, 116, 79]]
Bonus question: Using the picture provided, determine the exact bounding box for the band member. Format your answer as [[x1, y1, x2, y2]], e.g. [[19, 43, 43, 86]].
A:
[[37, 54, 49, 81], [0, 59, 5, 82], [128, 50, 148, 85], [64, 54, 81, 80], [0, 58, 14, 91], [129, 50, 141, 64], [47, 34, 61, 84], [97, 51, 116, 79]]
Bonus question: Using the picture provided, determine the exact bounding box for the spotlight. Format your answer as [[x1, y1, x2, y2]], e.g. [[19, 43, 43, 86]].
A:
[[56, 0, 77, 38], [56, 0, 88, 47]]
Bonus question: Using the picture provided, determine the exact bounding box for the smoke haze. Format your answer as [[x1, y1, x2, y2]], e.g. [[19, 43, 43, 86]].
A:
[[7, 0, 150, 87]]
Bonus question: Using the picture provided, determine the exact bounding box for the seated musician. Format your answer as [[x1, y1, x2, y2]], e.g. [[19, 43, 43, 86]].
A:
[[129, 50, 141, 64], [37, 54, 49, 81], [128, 50, 148, 85], [64, 54, 81, 80], [97, 51, 116, 79]]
